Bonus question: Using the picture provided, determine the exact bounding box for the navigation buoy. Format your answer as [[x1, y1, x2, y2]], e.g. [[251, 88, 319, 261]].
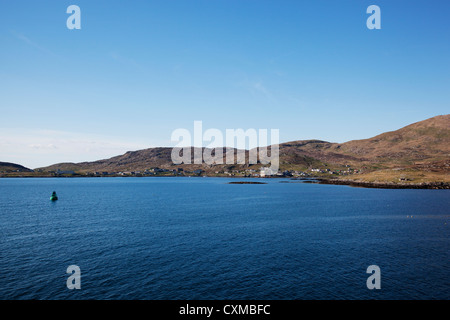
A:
[[50, 191, 58, 201]]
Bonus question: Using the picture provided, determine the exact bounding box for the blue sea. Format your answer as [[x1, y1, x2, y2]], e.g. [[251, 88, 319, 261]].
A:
[[0, 177, 448, 300]]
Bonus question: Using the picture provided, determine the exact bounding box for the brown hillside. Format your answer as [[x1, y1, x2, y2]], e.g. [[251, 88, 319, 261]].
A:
[[37, 115, 450, 176], [336, 114, 450, 165]]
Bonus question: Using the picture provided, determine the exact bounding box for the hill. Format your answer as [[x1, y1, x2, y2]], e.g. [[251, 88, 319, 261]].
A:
[[35, 115, 450, 184], [0, 162, 32, 173], [336, 114, 450, 165]]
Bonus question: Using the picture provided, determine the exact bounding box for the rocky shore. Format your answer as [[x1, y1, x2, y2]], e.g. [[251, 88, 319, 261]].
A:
[[318, 178, 450, 189]]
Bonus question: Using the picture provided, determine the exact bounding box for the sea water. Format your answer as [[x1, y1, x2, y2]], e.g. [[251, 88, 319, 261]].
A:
[[0, 177, 448, 299]]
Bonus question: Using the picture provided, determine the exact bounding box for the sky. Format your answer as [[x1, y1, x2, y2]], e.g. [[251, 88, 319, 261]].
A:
[[0, 0, 449, 168]]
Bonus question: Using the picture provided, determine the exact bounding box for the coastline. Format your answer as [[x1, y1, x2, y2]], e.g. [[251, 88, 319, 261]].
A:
[[1, 174, 449, 189], [316, 178, 450, 190]]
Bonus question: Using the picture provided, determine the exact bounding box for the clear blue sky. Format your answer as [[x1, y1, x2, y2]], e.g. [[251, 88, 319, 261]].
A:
[[1, 0, 449, 168]]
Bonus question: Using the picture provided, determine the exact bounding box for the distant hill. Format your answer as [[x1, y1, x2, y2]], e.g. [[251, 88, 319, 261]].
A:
[[37, 115, 450, 182], [0, 162, 32, 173], [40, 147, 176, 173]]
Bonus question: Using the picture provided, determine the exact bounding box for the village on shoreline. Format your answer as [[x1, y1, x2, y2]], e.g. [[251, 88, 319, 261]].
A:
[[2, 165, 449, 189], [0, 165, 357, 179]]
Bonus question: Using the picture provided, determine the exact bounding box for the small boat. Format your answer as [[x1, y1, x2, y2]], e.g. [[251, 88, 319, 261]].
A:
[[50, 191, 58, 201]]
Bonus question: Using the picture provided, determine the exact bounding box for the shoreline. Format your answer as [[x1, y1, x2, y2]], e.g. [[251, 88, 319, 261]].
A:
[[316, 178, 450, 190], [1, 174, 449, 189]]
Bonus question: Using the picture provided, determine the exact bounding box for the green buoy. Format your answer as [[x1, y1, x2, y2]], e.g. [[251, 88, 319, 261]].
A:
[[50, 191, 58, 201]]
